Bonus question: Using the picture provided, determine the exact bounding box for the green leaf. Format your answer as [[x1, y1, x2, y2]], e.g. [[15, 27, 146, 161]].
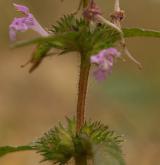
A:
[[0, 145, 34, 157], [123, 28, 160, 38], [11, 35, 71, 49], [12, 27, 160, 49], [27, 43, 52, 73], [10, 37, 47, 48]]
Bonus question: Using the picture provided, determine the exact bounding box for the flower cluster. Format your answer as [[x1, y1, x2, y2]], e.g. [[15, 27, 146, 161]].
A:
[[9, 3, 122, 81], [90, 48, 121, 81], [9, 3, 48, 41]]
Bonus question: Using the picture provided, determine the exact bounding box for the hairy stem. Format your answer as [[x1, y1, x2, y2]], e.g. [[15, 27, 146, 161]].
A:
[[76, 56, 90, 133], [75, 1, 91, 165]]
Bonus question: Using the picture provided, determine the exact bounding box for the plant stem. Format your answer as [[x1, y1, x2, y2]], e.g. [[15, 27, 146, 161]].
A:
[[76, 56, 90, 133], [75, 154, 88, 165], [75, 1, 91, 165], [75, 0, 90, 135]]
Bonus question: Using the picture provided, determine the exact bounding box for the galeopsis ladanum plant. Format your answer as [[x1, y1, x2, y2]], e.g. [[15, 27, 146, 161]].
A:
[[0, 0, 160, 164]]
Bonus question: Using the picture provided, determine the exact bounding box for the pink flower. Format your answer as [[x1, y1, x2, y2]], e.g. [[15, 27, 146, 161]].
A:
[[90, 48, 120, 81], [9, 3, 49, 41], [83, 1, 101, 21]]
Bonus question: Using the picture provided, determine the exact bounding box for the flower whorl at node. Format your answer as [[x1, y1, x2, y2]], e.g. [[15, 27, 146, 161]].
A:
[[91, 48, 121, 81], [32, 118, 124, 164], [9, 4, 49, 41]]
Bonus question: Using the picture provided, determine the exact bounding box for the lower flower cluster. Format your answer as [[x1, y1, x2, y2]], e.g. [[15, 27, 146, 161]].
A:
[[31, 118, 124, 165]]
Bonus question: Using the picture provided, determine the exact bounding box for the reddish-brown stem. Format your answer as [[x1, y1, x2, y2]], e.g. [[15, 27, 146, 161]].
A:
[[75, 1, 90, 164], [76, 55, 90, 133]]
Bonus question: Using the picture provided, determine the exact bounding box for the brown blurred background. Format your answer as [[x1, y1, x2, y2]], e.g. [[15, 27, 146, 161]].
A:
[[0, 0, 160, 164]]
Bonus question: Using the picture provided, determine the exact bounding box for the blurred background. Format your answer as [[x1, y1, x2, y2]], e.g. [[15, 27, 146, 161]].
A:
[[0, 0, 160, 164]]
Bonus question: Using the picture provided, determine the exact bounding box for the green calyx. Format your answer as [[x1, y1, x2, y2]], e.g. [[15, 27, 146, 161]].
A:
[[31, 118, 124, 165], [51, 15, 121, 56]]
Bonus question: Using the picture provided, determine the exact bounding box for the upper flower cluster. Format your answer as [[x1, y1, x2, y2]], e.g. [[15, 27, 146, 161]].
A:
[[9, 2, 126, 81], [9, 3, 49, 41]]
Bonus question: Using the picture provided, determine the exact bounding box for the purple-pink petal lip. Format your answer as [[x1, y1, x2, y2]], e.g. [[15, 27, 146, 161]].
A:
[[90, 48, 121, 81], [93, 69, 107, 81]]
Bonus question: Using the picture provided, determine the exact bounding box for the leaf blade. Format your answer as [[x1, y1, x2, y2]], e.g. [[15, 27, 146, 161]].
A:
[[123, 28, 160, 38], [0, 145, 34, 157]]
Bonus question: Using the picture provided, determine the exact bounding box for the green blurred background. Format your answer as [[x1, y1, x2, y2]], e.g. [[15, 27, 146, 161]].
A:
[[0, 0, 160, 164]]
